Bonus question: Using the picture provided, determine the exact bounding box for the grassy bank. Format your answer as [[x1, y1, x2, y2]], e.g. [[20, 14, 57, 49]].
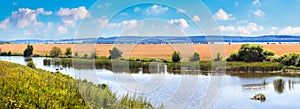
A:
[[0, 61, 153, 108]]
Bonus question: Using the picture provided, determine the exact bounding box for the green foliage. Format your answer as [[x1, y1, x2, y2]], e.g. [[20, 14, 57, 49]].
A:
[[74, 52, 78, 57], [26, 61, 36, 69], [65, 47, 72, 56], [227, 44, 275, 62], [109, 47, 122, 59], [0, 61, 153, 108], [7, 51, 11, 56], [23, 45, 33, 57], [277, 53, 300, 66], [213, 52, 222, 62], [91, 52, 97, 59], [172, 51, 181, 63], [50, 46, 62, 57], [189, 52, 200, 62], [84, 54, 88, 58], [0, 52, 8, 56]]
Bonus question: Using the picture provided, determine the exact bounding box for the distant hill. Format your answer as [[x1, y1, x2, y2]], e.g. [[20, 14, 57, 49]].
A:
[[1, 35, 300, 44]]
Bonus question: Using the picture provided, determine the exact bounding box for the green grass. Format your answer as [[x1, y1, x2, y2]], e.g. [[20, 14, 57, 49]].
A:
[[44, 58, 287, 73], [0, 61, 153, 108]]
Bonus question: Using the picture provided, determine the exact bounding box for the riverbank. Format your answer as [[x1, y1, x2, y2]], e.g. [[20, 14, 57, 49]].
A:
[[0, 60, 153, 108], [42, 58, 300, 74], [1, 44, 300, 60]]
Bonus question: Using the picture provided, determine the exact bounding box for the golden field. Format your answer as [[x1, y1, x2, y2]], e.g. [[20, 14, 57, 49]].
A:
[[1, 44, 300, 60]]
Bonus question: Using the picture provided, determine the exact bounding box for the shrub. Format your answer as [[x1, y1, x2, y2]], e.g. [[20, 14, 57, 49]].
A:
[[7, 51, 11, 56], [65, 47, 72, 56], [189, 52, 200, 62], [277, 53, 300, 66], [226, 44, 275, 62], [213, 52, 222, 62], [50, 46, 62, 57], [172, 51, 181, 63], [27, 61, 36, 69], [109, 47, 122, 59], [0, 52, 7, 56]]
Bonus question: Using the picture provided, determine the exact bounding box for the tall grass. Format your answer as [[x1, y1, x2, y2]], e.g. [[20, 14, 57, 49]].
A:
[[0, 61, 153, 108]]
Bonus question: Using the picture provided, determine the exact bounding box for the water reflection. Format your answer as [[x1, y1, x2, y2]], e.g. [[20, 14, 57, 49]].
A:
[[273, 79, 285, 94]]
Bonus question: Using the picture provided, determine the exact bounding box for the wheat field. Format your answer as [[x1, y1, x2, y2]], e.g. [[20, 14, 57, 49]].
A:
[[1, 44, 300, 60]]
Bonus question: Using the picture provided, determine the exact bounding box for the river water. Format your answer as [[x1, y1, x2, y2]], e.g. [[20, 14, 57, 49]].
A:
[[1, 56, 300, 109]]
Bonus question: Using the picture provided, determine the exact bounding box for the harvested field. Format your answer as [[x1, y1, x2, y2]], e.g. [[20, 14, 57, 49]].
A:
[[1, 44, 300, 60]]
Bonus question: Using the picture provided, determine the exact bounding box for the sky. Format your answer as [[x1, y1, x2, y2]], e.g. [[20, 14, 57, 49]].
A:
[[0, 0, 300, 40]]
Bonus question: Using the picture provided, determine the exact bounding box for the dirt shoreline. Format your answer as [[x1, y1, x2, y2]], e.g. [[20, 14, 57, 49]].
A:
[[1, 44, 300, 60]]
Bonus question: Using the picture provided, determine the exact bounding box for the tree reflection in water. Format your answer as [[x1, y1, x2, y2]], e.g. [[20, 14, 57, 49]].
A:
[[273, 78, 285, 94]]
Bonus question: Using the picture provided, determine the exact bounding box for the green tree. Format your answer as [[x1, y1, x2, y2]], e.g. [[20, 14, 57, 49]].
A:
[[91, 52, 97, 59], [74, 52, 78, 57], [213, 52, 222, 62], [23, 45, 33, 57], [7, 51, 12, 56], [50, 46, 62, 57], [227, 44, 275, 62], [65, 47, 72, 56], [109, 47, 122, 59], [189, 52, 200, 62], [278, 53, 300, 66], [172, 51, 181, 63]]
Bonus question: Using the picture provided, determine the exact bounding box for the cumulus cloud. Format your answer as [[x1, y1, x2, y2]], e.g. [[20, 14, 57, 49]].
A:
[[252, 0, 261, 6], [254, 9, 265, 17], [57, 25, 68, 34], [193, 15, 201, 22], [217, 23, 263, 35], [237, 22, 263, 35], [279, 26, 300, 35], [218, 26, 237, 32], [168, 18, 189, 30], [56, 6, 89, 27], [146, 4, 168, 15], [213, 9, 235, 21], [107, 19, 138, 29], [0, 8, 52, 29]]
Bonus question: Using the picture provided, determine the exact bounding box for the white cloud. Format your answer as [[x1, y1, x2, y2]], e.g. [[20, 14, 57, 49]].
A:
[[254, 9, 265, 17], [213, 9, 235, 21], [134, 7, 141, 12], [217, 23, 263, 35], [56, 6, 89, 27], [0, 8, 52, 29], [168, 18, 189, 30], [107, 19, 138, 29], [218, 26, 237, 32], [252, 0, 261, 6], [0, 19, 10, 29], [279, 26, 300, 35], [57, 25, 68, 34], [193, 15, 201, 22], [237, 22, 263, 35], [146, 4, 168, 15], [24, 30, 32, 36]]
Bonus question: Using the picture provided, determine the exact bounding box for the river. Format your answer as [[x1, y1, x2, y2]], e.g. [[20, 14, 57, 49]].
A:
[[1, 56, 300, 109]]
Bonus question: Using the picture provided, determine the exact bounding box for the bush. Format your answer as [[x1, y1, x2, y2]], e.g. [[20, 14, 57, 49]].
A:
[[26, 61, 36, 69], [65, 47, 72, 56], [213, 52, 222, 62], [189, 52, 200, 62], [50, 46, 62, 57], [227, 44, 275, 62], [172, 51, 181, 63], [109, 47, 122, 59], [0, 52, 8, 56], [277, 53, 300, 66]]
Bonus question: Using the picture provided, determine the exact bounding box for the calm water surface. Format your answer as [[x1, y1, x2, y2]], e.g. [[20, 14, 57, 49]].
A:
[[1, 56, 300, 109]]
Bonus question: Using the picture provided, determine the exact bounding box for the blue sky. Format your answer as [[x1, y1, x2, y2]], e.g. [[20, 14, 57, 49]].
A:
[[0, 0, 300, 40]]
